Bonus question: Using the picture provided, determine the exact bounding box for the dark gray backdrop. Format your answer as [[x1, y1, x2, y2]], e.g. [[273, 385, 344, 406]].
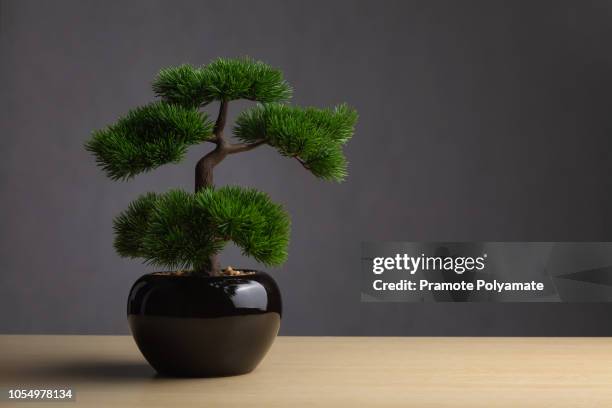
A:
[[3, 0, 612, 335]]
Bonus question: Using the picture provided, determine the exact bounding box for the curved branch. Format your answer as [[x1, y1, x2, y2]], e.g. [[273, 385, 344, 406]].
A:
[[195, 147, 227, 191], [295, 156, 310, 170], [195, 100, 231, 192], [212, 100, 228, 143], [226, 140, 266, 154]]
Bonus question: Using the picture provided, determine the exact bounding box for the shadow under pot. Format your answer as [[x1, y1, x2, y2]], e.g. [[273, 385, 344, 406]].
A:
[[127, 271, 282, 377]]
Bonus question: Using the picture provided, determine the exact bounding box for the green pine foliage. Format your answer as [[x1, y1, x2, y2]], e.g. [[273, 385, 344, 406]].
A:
[[141, 190, 222, 270], [151, 65, 208, 108], [113, 187, 290, 271], [153, 58, 292, 107], [234, 103, 358, 181], [196, 186, 290, 266], [85, 102, 214, 180], [87, 57, 356, 272], [113, 192, 159, 258]]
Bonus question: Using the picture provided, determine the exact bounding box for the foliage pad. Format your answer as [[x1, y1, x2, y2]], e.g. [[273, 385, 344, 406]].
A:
[[234, 103, 358, 181], [153, 58, 292, 107], [196, 186, 290, 266], [113, 187, 290, 271], [85, 102, 214, 180]]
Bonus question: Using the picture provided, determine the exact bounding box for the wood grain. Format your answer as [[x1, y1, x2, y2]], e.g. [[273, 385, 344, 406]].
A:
[[1, 335, 612, 407]]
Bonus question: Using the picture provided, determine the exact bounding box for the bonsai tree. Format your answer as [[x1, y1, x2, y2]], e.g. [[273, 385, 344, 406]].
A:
[[86, 57, 357, 276]]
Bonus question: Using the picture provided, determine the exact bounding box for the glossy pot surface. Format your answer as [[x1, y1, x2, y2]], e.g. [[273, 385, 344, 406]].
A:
[[127, 270, 281, 377]]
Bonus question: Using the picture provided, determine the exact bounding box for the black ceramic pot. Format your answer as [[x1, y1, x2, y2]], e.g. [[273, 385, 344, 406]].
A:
[[127, 270, 282, 377]]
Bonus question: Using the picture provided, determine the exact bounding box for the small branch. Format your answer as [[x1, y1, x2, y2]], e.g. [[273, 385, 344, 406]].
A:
[[226, 140, 266, 154], [295, 156, 310, 170], [212, 100, 228, 143]]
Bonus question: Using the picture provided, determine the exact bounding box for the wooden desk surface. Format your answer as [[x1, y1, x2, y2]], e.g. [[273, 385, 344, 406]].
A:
[[1, 335, 612, 407]]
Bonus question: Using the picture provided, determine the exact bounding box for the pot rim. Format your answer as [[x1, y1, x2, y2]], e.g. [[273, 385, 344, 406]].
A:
[[147, 269, 268, 280]]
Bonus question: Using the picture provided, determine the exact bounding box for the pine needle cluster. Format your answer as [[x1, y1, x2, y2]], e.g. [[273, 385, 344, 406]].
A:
[[113, 187, 290, 271], [234, 103, 357, 181], [85, 102, 213, 180], [153, 57, 292, 107]]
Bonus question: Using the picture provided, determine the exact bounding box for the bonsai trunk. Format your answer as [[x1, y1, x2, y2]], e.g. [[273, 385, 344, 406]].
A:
[[195, 144, 228, 191], [192, 101, 265, 276], [194, 145, 228, 276], [193, 101, 229, 276]]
